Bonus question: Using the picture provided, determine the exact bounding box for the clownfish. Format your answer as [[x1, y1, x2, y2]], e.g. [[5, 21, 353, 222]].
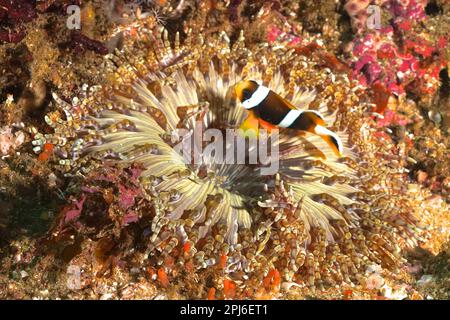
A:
[[235, 80, 343, 157]]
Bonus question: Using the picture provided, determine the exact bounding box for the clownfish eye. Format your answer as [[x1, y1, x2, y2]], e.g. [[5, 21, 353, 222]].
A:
[[242, 89, 252, 101]]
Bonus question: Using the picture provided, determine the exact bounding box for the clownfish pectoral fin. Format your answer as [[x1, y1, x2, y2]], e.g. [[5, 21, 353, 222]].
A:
[[313, 125, 343, 157], [239, 111, 260, 137], [299, 134, 327, 160], [258, 118, 278, 134]]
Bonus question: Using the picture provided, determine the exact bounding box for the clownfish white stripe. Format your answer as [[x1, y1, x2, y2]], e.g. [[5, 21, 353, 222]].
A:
[[314, 125, 344, 155], [242, 85, 270, 109], [277, 109, 303, 128]]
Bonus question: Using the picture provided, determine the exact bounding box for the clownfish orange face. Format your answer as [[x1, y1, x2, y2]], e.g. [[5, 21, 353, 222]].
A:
[[235, 80, 260, 104], [234, 80, 344, 157], [234, 80, 271, 110]]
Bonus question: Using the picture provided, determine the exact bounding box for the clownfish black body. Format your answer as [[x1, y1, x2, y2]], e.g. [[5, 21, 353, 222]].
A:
[[235, 80, 343, 157]]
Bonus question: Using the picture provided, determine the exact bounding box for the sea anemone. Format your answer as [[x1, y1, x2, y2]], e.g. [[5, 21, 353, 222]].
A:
[[34, 27, 424, 297]]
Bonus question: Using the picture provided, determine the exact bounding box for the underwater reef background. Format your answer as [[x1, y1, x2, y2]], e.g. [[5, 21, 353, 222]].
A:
[[0, 0, 449, 300]]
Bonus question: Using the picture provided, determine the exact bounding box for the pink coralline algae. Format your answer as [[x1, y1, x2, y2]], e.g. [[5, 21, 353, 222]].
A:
[[266, 24, 302, 47], [387, 0, 427, 22], [0, 127, 25, 156], [58, 165, 144, 230], [122, 211, 139, 226], [350, 28, 447, 96], [346, 0, 448, 98], [344, 0, 427, 34], [64, 194, 86, 224], [376, 109, 412, 127], [118, 184, 138, 210], [344, 0, 374, 33]]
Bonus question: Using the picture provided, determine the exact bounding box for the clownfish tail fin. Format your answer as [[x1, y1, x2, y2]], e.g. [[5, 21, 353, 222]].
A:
[[313, 125, 343, 157]]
